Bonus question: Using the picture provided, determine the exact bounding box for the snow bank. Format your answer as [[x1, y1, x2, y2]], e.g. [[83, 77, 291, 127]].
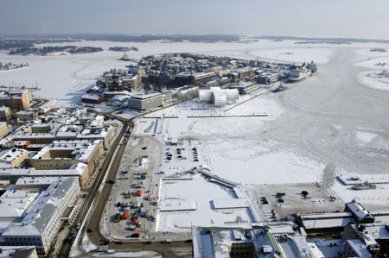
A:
[[358, 70, 389, 91]]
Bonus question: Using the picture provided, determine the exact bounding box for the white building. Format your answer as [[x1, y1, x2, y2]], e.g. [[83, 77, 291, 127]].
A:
[[199, 87, 239, 107], [128, 93, 163, 111], [1, 177, 80, 255]]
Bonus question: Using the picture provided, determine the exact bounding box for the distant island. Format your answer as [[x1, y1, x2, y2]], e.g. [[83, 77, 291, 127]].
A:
[[8, 45, 103, 56], [295, 40, 351, 45], [0, 62, 29, 71], [109, 46, 138, 52], [370, 48, 387, 52]]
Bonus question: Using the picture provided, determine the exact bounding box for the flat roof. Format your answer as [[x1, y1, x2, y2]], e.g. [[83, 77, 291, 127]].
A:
[[130, 92, 162, 100]]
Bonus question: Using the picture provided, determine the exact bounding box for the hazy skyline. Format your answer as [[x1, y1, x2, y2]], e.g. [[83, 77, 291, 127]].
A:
[[1, 0, 389, 40]]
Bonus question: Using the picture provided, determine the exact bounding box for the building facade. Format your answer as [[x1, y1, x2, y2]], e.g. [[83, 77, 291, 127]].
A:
[[0, 122, 8, 139], [0, 90, 31, 111]]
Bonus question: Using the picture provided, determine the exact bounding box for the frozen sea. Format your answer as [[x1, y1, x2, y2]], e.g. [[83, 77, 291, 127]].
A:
[[1, 39, 389, 179]]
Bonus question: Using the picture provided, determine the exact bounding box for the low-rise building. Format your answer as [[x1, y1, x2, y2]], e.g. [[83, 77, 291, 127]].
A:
[[345, 201, 375, 224], [295, 211, 353, 234], [28, 139, 103, 181], [230, 82, 259, 95], [15, 111, 38, 122], [0, 148, 28, 168], [1, 177, 80, 255], [78, 126, 115, 149], [128, 93, 163, 112], [0, 90, 31, 111], [0, 163, 88, 186], [0, 247, 38, 258], [30, 124, 51, 134], [192, 223, 322, 258], [0, 106, 12, 121]]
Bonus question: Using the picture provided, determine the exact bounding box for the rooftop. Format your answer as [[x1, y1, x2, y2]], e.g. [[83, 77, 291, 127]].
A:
[[0, 148, 28, 163], [2, 177, 78, 236]]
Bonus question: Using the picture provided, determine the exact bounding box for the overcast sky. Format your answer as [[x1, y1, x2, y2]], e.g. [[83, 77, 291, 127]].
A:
[[1, 0, 388, 39]]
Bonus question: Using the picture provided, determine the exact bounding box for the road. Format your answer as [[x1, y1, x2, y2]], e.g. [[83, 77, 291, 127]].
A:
[[57, 116, 191, 257], [57, 122, 128, 258]]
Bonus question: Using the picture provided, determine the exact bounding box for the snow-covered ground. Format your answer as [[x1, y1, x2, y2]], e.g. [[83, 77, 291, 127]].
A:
[[354, 47, 389, 91], [157, 175, 254, 232], [357, 70, 389, 91], [331, 169, 389, 208], [154, 95, 324, 185]]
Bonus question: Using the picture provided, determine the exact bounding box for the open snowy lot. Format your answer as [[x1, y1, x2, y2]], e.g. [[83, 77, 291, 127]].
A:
[[154, 96, 324, 185], [157, 175, 254, 232]]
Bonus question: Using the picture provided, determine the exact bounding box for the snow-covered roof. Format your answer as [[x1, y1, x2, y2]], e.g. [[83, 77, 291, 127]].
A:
[[130, 92, 162, 100], [346, 201, 370, 220], [30, 139, 102, 163], [0, 148, 28, 163], [212, 198, 249, 210], [346, 239, 372, 257], [2, 177, 78, 237], [15, 177, 61, 188], [302, 218, 352, 230], [0, 163, 87, 178], [0, 189, 39, 220]]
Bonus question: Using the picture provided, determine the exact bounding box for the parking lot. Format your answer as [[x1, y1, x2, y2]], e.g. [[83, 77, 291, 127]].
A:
[[100, 135, 163, 240], [251, 183, 344, 220]]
